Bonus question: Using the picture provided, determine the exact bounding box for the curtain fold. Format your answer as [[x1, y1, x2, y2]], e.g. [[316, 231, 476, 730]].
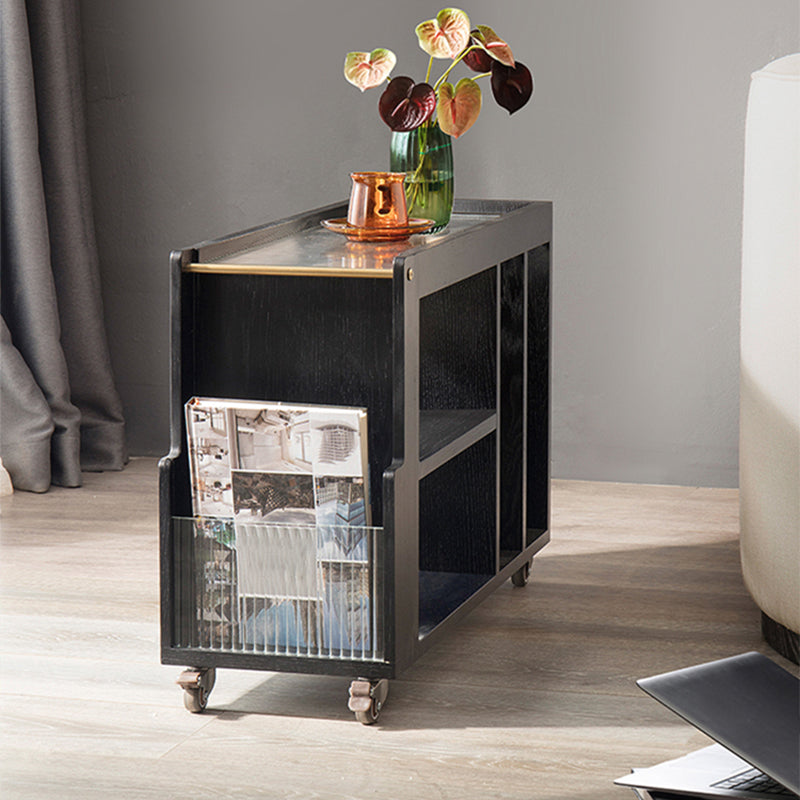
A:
[[1, 0, 126, 492]]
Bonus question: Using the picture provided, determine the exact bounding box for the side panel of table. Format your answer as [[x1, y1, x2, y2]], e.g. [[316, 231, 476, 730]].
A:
[[391, 201, 552, 669]]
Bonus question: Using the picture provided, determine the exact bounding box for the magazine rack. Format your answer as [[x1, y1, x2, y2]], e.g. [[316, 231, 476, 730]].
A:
[[159, 198, 552, 722]]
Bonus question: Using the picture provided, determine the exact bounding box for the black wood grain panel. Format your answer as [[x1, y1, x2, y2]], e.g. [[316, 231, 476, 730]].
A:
[[419, 433, 496, 574], [500, 255, 525, 557], [419, 268, 496, 411], [527, 244, 550, 539], [182, 273, 393, 524]]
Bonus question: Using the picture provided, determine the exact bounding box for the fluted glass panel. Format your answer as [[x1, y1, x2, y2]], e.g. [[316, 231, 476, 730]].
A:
[[179, 518, 384, 662]]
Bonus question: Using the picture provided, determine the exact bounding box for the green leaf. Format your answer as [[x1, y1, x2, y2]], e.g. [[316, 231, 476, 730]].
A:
[[344, 49, 397, 91], [437, 78, 482, 138], [472, 25, 515, 67], [416, 8, 471, 59]]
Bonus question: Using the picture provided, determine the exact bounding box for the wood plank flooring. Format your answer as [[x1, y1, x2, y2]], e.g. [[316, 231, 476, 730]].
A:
[[1, 458, 795, 799]]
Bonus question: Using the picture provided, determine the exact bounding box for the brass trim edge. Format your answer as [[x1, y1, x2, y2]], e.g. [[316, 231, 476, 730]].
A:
[[185, 263, 394, 278]]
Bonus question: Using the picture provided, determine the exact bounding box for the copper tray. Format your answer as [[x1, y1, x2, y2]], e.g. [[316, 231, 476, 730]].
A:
[[321, 218, 434, 242]]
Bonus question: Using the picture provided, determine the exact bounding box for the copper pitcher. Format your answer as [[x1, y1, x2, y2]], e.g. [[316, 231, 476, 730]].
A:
[[347, 172, 408, 229]]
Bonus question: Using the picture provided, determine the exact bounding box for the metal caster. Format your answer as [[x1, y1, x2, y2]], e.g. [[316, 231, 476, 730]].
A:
[[177, 667, 216, 713], [511, 558, 533, 587], [348, 678, 389, 725]]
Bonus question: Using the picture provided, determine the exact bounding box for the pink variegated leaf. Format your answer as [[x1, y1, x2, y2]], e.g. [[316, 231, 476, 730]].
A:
[[416, 8, 471, 59], [344, 49, 397, 91], [437, 78, 482, 138], [472, 25, 515, 67]]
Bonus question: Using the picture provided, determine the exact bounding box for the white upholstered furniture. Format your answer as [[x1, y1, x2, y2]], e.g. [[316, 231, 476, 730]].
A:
[[739, 54, 800, 662]]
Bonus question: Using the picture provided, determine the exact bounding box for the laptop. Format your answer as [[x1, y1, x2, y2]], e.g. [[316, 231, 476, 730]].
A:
[[614, 651, 800, 799]]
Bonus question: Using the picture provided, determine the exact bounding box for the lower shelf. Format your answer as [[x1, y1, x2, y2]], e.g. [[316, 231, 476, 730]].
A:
[[418, 570, 494, 637]]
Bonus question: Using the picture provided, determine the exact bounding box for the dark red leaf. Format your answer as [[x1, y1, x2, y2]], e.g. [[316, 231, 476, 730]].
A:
[[490, 61, 533, 114], [463, 45, 493, 72], [379, 77, 436, 132]]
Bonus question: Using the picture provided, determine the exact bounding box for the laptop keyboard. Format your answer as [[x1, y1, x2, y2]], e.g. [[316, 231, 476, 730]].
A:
[[712, 767, 796, 795]]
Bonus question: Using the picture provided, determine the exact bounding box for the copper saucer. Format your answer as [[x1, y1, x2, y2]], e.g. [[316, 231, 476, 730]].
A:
[[321, 218, 434, 242]]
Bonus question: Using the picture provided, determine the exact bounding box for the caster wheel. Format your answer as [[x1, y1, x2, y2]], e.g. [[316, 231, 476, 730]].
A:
[[348, 678, 389, 725], [511, 558, 533, 587], [177, 667, 216, 714], [354, 701, 381, 725], [183, 686, 208, 713]]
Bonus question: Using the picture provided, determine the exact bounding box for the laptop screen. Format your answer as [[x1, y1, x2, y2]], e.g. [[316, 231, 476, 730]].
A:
[[637, 652, 800, 794]]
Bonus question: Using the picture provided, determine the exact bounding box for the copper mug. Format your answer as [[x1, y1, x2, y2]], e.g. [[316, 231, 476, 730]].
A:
[[347, 172, 408, 229]]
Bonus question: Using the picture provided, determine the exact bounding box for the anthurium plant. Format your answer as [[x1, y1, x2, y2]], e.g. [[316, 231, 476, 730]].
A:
[[344, 7, 533, 138]]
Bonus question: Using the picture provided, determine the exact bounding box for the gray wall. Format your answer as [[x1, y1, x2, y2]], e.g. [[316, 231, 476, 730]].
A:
[[80, 0, 799, 487]]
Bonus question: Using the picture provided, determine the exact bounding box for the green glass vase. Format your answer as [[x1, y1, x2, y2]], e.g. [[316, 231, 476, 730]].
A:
[[389, 121, 454, 233]]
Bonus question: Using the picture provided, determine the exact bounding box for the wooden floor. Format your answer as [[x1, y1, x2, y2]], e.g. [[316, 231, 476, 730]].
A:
[[1, 458, 795, 799]]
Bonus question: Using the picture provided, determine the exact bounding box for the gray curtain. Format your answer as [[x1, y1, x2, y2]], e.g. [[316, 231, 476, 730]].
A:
[[1, 0, 126, 492]]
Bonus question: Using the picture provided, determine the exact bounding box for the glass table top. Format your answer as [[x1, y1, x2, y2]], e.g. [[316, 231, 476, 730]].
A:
[[186, 213, 501, 277]]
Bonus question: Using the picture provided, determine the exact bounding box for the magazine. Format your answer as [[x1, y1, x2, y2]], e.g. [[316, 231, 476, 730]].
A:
[[185, 397, 375, 655], [185, 398, 370, 527]]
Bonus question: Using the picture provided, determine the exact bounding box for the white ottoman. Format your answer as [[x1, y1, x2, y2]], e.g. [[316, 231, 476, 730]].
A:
[[740, 54, 800, 663]]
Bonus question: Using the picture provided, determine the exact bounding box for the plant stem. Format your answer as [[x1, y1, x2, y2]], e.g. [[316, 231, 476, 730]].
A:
[[405, 120, 451, 211], [433, 45, 482, 91], [406, 122, 430, 209]]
